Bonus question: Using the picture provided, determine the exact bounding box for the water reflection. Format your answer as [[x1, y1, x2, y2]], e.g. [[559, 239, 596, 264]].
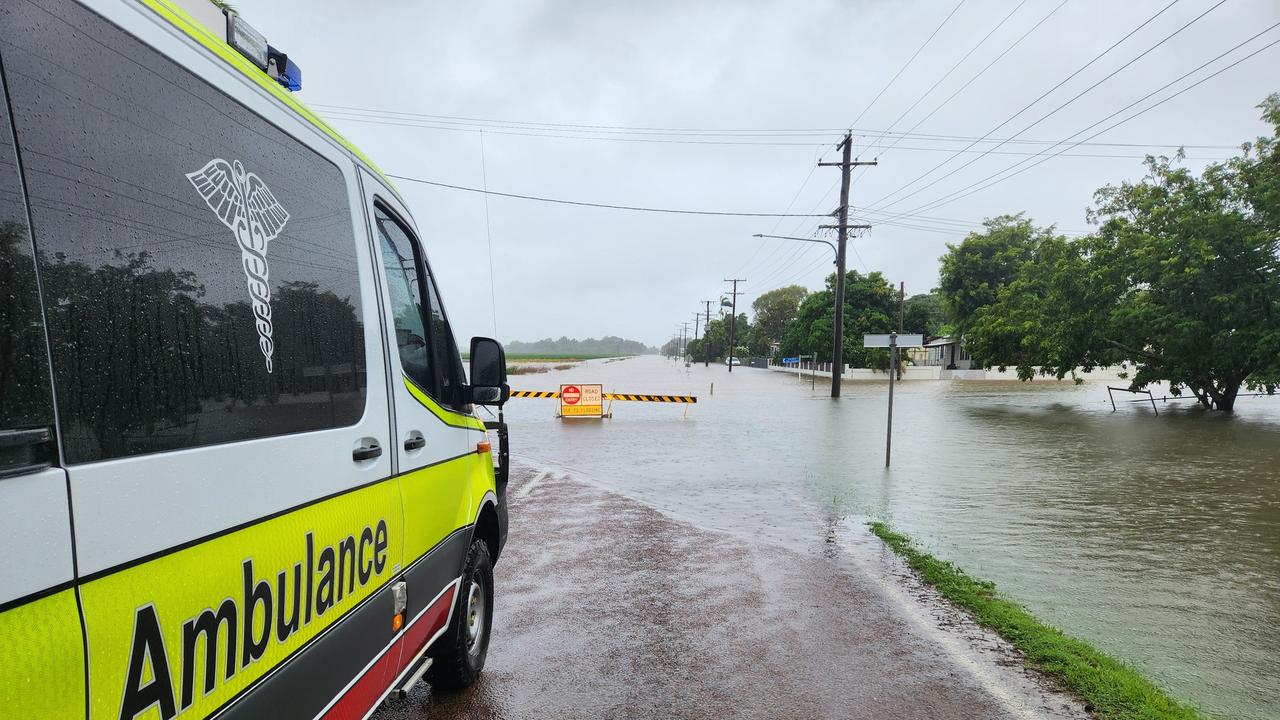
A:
[[505, 357, 1279, 720], [32, 245, 364, 462]]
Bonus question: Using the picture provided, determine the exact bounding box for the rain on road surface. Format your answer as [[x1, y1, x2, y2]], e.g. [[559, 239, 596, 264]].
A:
[[377, 355, 1280, 720], [379, 465, 1082, 720]]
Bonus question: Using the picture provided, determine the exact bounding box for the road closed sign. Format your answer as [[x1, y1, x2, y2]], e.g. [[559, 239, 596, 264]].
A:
[[560, 384, 604, 417]]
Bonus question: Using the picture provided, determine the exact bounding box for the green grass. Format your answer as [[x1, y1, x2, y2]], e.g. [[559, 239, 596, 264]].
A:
[[867, 522, 1203, 720]]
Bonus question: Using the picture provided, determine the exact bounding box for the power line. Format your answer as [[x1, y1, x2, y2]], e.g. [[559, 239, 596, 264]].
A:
[[867, 0, 1191, 211], [318, 112, 1235, 161], [847, 0, 968, 129], [881, 29, 1280, 220], [865, 0, 1029, 154], [875, 0, 1232, 214], [874, 0, 1072, 161], [735, 147, 825, 278], [385, 174, 829, 217], [311, 103, 1241, 149], [843, 0, 1060, 209]]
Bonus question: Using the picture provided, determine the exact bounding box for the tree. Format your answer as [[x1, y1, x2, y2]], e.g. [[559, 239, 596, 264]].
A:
[[779, 270, 897, 369], [937, 214, 1049, 335], [0, 222, 53, 429], [748, 285, 807, 357], [902, 291, 951, 338], [691, 314, 750, 361], [966, 95, 1280, 412]]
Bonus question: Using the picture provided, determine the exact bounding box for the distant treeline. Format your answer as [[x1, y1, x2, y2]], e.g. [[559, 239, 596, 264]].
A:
[[505, 336, 655, 356]]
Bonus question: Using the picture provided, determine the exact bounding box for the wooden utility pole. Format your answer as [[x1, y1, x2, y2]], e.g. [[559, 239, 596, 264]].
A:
[[819, 132, 875, 398], [692, 312, 702, 363], [702, 300, 714, 367], [723, 279, 744, 372]]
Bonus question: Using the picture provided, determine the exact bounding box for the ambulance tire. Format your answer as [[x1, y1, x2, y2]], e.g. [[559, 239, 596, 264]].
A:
[[427, 539, 493, 691]]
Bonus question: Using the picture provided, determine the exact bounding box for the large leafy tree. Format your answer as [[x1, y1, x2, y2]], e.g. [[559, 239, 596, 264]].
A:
[[937, 214, 1049, 334], [967, 96, 1280, 412], [780, 270, 898, 369], [748, 284, 807, 357]]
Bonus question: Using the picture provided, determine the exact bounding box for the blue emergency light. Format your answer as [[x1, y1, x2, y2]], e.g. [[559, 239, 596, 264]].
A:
[[267, 45, 302, 92], [224, 8, 303, 93]]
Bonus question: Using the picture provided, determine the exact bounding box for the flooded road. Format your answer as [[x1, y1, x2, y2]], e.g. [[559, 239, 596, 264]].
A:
[[382, 465, 1085, 720], [487, 356, 1278, 720]]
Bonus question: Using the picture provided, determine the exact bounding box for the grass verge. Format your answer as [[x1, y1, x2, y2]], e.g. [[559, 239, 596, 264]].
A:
[[867, 522, 1202, 720]]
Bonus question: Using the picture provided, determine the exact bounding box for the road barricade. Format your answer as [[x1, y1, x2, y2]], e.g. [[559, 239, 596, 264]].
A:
[[510, 385, 697, 418]]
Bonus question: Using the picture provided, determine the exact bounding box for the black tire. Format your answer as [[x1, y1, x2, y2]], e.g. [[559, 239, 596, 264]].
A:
[[426, 539, 493, 691]]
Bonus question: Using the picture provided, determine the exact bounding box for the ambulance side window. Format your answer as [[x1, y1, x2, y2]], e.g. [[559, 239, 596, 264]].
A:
[[1, 0, 367, 463], [423, 267, 466, 407], [374, 204, 464, 408], [0, 67, 55, 476], [376, 207, 433, 392]]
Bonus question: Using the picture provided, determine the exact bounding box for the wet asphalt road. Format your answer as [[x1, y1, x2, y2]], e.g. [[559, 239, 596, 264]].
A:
[[375, 464, 1087, 720]]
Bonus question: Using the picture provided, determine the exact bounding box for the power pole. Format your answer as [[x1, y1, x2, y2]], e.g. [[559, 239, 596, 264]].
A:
[[723, 279, 744, 372], [692, 312, 702, 363], [680, 322, 690, 359], [819, 131, 875, 398], [702, 300, 714, 367]]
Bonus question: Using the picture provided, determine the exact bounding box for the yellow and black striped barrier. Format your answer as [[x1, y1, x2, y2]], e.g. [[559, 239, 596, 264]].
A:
[[509, 390, 696, 403], [604, 393, 697, 403]]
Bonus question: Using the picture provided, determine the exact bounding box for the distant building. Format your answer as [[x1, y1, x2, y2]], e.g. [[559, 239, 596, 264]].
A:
[[920, 337, 971, 369]]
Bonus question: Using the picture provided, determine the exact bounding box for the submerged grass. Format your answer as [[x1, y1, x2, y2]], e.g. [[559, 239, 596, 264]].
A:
[[866, 522, 1203, 720]]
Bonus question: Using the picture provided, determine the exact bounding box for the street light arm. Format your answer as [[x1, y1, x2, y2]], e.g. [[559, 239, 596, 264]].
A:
[[751, 233, 838, 260]]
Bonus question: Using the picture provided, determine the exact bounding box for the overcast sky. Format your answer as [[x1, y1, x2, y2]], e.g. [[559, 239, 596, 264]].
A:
[[235, 0, 1278, 348]]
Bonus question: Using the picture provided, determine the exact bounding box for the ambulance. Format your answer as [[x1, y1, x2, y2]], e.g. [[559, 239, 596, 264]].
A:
[[0, 0, 511, 717]]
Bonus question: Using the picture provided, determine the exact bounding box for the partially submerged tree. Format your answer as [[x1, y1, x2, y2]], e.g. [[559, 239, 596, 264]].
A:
[[938, 214, 1049, 335], [780, 270, 897, 368], [748, 284, 807, 357], [967, 95, 1280, 412]]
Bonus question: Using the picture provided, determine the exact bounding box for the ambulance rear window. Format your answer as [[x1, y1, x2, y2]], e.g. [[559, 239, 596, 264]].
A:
[[2, 0, 368, 463]]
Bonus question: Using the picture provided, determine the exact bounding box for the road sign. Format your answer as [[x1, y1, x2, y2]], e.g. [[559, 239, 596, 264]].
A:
[[782, 356, 799, 364], [863, 333, 924, 348], [560, 383, 603, 417]]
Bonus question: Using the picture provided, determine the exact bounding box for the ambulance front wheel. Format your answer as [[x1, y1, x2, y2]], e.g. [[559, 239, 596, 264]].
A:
[[427, 539, 494, 691]]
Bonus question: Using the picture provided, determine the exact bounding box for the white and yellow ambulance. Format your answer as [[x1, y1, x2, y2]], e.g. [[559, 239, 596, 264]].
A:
[[0, 1, 511, 717]]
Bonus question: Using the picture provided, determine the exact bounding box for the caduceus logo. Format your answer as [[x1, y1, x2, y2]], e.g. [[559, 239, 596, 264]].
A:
[[186, 159, 290, 372]]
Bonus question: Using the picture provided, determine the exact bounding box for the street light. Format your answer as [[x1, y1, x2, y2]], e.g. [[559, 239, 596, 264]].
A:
[[751, 232, 842, 393], [751, 233, 837, 262]]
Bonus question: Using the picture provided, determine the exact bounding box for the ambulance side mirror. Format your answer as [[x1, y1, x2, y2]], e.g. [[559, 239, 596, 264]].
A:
[[468, 336, 509, 406]]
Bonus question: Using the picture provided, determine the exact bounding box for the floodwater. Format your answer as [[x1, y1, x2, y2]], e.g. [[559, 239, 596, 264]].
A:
[[494, 355, 1280, 720]]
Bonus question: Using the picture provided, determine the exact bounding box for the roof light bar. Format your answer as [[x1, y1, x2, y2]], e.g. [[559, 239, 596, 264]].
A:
[[224, 10, 268, 70]]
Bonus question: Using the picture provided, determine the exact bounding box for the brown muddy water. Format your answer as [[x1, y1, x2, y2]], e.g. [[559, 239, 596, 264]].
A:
[[489, 355, 1280, 720]]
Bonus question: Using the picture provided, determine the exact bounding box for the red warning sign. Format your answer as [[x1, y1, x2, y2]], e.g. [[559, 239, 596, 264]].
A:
[[560, 384, 603, 417]]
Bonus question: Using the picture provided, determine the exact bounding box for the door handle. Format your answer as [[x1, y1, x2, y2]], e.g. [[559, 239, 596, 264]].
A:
[[404, 434, 426, 451], [352, 442, 382, 462]]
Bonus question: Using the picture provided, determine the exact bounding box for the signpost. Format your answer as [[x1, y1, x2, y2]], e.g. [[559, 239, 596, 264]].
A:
[[863, 333, 925, 467], [559, 383, 603, 418]]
